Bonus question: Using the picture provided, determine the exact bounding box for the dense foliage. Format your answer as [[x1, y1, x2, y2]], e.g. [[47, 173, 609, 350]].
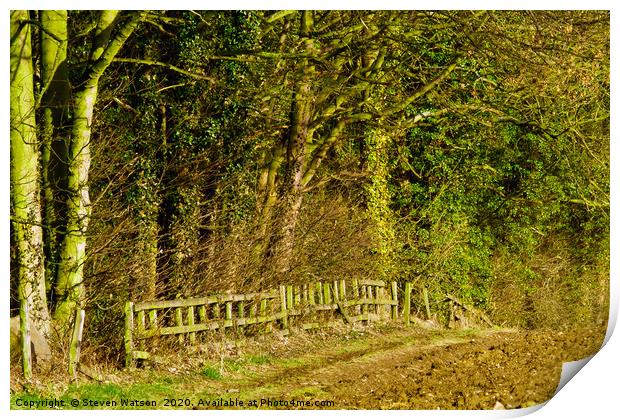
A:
[[10, 10, 609, 369]]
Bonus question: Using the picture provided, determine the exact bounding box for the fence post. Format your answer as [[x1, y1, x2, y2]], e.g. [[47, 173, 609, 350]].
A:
[[309, 283, 316, 305], [137, 310, 146, 349], [323, 282, 331, 304], [249, 301, 256, 320], [391, 281, 398, 320], [188, 306, 196, 344], [280, 285, 289, 331], [124, 302, 135, 368], [404, 282, 412, 327], [175, 307, 184, 344], [260, 298, 268, 333], [286, 285, 294, 311], [225, 301, 233, 323], [237, 301, 245, 335], [361, 282, 368, 321], [20, 300, 32, 381], [148, 309, 158, 329], [69, 309, 85, 378], [332, 281, 339, 304], [423, 287, 431, 320], [225, 299, 234, 332], [294, 286, 301, 306], [352, 279, 360, 315]]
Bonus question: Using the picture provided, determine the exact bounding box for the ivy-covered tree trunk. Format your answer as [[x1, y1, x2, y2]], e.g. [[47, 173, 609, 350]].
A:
[[166, 184, 201, 293], [10, 11, 51, 344], [40, 10, 70, 293], [139, 216, 159, 300], [54, 11, 144, 326], [134, 162, 162, 302], [364, 128, 397, 280]]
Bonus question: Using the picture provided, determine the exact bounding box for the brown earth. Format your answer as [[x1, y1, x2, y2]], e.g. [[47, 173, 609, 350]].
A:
[[10, 323, 606, 410], [237, 326, 606, 409]]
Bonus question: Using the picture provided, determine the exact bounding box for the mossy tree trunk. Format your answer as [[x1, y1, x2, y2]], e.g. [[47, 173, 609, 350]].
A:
[[260, 12, 377, 275], [10, 11, 52, 355], [54, 11, 144, 327], [40, 10, 70, 294], [272, 11, 316, 276]]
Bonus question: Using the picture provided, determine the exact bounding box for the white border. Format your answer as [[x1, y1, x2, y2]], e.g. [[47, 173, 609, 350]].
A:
[[3, 2, 617, 420]]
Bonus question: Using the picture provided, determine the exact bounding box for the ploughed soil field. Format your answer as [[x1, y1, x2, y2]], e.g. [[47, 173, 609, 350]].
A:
[[10, 324, 606, 410], [234, 326, 606, 409]]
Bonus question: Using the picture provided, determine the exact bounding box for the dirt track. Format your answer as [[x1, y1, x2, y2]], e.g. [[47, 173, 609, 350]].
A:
[[11, 324, 606, 410], [238, 326, 605, 409]]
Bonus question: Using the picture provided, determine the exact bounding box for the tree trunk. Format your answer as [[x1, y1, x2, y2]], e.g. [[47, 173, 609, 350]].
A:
[[140, 216, 159, 300], [252, 143, 285, 263], [54, 11, 143, 326], [364, 128, 396, 280], [10, 11, 52, 341], [272, 11, 316, 276], [40, 10, 70, 294]]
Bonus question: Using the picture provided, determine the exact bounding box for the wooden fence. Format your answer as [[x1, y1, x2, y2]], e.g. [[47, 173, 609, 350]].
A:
[[124, 279, 398, 367], [402, 282, 494, 328]]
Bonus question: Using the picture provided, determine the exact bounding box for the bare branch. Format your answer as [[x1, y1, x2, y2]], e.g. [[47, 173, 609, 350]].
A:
[[112, 58, 215, 82]]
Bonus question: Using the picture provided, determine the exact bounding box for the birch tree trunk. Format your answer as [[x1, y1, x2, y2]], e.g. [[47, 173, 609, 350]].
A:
[[54, 11, 144, 325], [10, 11, 51, 342]]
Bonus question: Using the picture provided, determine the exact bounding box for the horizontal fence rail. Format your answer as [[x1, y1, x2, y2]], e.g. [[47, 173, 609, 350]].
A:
[[124, 279, 398, 367]]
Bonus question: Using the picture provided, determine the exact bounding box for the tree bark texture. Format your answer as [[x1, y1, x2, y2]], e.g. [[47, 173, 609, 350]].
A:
[[40, 10, 70, 293], [273, 11, 316, 276], [10, 10, 52, 339]]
